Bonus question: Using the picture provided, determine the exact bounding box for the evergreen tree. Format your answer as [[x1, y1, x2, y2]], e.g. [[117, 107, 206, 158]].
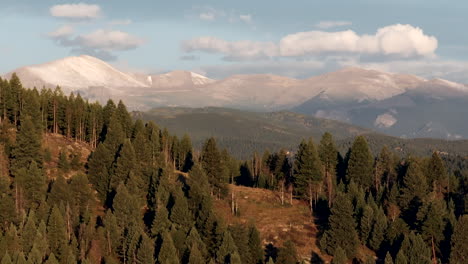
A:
[[188, 243, 205, 264], [449, 215, 468, 264], [151, 205, 171, 237], [399, 159, 428, 209], [247, 225, 264, 264], [417, 198, 446, 258], [112, 139, 137, 187], [426, 152, 448, 194], [44, 253, 59, 264], [398, 232, 431, 264], [318, 132, 338, 206], [157, 231, 179, 264], [47, 206, 67, 259], [0, 176, 15, 228], [293, 138, 323, 207], [22, 210, 37, 253], [169, 188, 193, 229], [276, 240, 298, 264], [346, 136, 374, 190], [216, 231, 239, 264], [136, 233, 155, 264], [331, 247, 347, 264], [360, 204, 374, 244], [201, 137, 227, 196], [0, 252, 12, 264], [384, 252, 394, 264], [369, 207, 388, 250], [112, 183, 141, 229], [10, 116, 42, 172], [15, 252, 27, 264], [320, 193, 359, 257]]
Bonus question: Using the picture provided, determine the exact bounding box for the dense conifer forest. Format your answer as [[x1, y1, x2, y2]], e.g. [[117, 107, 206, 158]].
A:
[[0, 74, 466, 264]]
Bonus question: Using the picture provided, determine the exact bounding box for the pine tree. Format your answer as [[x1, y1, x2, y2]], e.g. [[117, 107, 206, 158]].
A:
[[16, 161, 47, 209], [22, 210, 37, 253], [136, 233, 155, 264], [201, 137, 227, 196], [185, 227, 208, 260], [15, 252, 27, 264], [0, 176, 15, 228], [426, 152, 448, 194], [276, 240, 298, 264], [47, 206, 67, 259], [449, 215, 468, 264], [318, 132, 338, 206], [112, 183, 141, 229], [346, 136, 374, 190], [375, 146, 397, 189], [320, 193, 359, 257], [331, 246, 347, 264], [399, 159, 428, 209], [385, 252, 394, 264], [10, 116, 42, 173], [359, 204, 374, 244], [0, 252, 12, 264], [247, 225, 264, 264], [44, 253, 59, 264], [112, 139, 137, 187], [294, 138, 323, 210], [216, 231, 239, 264], [151, 205, 171, 237], [169, 188, 193, 229], [417, 198, 446, 260], [188, 243, 205, 264], [369, 207, 388, 250], [157, 231, 179, 264], [398, 232, 431, 264], [87, 143, 114, 202]]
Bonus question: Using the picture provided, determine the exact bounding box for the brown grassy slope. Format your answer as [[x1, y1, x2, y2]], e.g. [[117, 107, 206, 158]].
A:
[[214, 184, 331, 263], [42, 133, 92, 178]]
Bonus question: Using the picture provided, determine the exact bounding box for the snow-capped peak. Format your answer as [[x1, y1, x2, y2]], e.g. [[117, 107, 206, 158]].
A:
[[9, 55, 149, 91]]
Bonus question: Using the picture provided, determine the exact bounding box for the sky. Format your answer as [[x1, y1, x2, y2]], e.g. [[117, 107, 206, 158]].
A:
[[1, 0, 468, 82]]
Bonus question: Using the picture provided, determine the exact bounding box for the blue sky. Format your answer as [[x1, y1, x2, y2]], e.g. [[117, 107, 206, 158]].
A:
[[1, 0, 468, 81]]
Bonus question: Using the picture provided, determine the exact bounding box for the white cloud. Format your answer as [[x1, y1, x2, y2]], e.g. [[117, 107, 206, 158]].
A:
[[50, 3, 101, 19], [182, 36, 278, 60], [315, 20, 352, 29], [109, 19, 132, 26], [77, 29, 145, 51], [48, 25, 74, 38], [48, 29, 145, 61], [280, 24, 437, 58], [183, 24, 437, 61], [239, 14, 252, 23]]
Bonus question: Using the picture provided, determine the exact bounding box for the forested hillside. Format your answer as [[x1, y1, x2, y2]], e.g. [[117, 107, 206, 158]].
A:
[[0, 74, 467, 264], [136, 107, 468, 159]]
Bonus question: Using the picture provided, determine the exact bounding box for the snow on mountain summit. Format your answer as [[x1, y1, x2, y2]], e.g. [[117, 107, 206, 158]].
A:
[[7, 55, 149, 92]]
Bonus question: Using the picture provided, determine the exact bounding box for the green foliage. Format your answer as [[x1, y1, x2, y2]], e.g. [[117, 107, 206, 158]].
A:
[[10, 116, 42, 172], [276, 240, 298, 264], [385, 252, 394, 264], [157, 231, 179, 264], [398, 232, 431, 264], [320, 193, 359, 257], [201, 137, 228, 196], [47, 206, 67, 259], [216, 231, 239, 264], [57, 150, 70, 172], [346, 136, 374, 190], [331, 246, 347, 264], [293, 138, 323, 198], [450, 215, 468, 264]]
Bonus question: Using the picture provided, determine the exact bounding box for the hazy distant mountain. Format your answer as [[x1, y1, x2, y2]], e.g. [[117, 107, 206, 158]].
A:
[[4, 55, 468, 139]]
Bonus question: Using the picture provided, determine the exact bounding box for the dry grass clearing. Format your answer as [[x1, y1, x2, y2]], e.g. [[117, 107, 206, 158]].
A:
[[214, 184, 331, 263]]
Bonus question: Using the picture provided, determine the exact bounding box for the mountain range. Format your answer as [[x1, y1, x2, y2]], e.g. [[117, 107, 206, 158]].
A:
[[4, 55, 468, 139]]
